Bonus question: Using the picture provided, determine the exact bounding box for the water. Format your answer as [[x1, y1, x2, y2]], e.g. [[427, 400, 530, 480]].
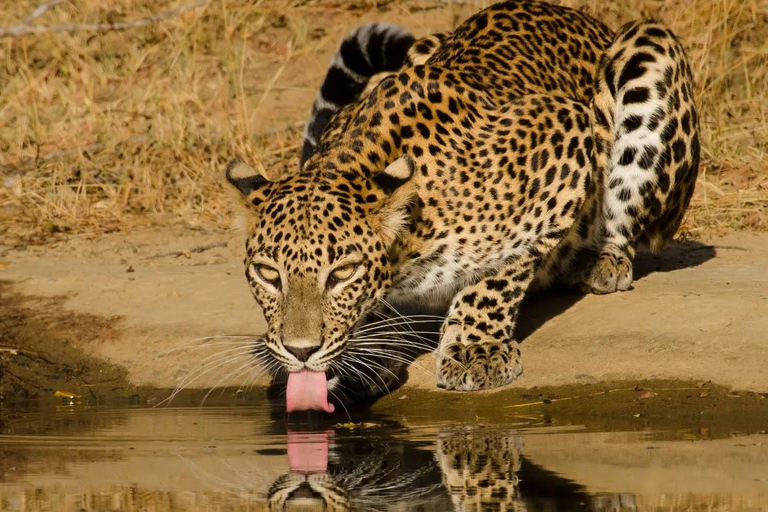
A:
[[1, 403, 767, 511]]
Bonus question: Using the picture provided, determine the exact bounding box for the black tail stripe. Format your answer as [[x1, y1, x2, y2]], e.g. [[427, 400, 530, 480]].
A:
[[300, 23, 415, 169]]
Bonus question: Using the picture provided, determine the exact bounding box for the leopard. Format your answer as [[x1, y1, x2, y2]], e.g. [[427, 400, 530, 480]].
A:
[[267, 431, 443, 511], [225, 0, 700, 409], [266, 427, 638, 511]]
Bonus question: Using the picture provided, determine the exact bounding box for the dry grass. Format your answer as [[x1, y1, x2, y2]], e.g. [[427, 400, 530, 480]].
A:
[[0, 0, 766, 246]]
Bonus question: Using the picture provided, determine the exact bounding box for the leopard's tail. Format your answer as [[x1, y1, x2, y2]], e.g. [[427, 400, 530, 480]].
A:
[[300, 23, 414, 168], [591, 21, 699, 254]]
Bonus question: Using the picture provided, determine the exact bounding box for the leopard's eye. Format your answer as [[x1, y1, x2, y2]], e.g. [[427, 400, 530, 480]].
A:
[[255, 264, 280, 286], [328, 263, 358, 286]]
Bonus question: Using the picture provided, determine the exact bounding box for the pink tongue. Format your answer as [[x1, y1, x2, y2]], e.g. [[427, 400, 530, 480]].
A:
[[287, 431, 330, 473], [286, 370, 335, 413]]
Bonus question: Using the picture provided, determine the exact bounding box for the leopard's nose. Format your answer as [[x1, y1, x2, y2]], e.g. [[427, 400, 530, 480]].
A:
[[285, 346, 320, 362]]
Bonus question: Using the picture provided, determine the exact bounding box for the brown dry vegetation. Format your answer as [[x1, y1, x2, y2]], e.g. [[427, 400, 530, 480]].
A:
[[0, 0, 767, 247]]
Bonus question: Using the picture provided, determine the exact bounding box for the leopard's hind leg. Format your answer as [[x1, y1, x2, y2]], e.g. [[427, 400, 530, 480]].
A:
[[586, 21, 700, 294]]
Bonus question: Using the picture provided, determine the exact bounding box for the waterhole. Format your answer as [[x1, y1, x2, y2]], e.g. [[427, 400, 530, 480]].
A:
[[1, 398, 767, 511]]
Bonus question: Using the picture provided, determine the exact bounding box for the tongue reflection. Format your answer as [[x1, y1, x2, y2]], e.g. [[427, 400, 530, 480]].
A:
[[286, 370, 335, 413]]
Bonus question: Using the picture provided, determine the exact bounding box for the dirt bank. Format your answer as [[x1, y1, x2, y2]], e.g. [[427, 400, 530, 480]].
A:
[[1, 228, 767, 400]]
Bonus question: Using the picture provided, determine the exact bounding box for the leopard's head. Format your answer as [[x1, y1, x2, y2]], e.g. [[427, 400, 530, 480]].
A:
[[225, 154, 418, 411]]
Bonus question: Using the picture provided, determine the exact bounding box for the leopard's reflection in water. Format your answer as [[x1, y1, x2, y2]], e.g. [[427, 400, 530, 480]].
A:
[[267, 428, 637, 512]]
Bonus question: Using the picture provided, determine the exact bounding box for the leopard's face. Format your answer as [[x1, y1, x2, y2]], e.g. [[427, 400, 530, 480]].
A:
[[268, 473, 350, 512], [243, 193, 394, 376], [227, 156, 417, 401]]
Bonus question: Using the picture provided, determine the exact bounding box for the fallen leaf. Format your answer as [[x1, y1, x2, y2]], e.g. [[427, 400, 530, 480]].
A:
[[639, 391, 658, 399], [398, 395, 408, 400], [333, 422, 378, 430], [333, 422, 361, 430], [54, 390, 81, 399]]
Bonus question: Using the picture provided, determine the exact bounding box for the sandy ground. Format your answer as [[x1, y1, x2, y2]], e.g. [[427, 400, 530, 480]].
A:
[[1, 227, 767, 396]]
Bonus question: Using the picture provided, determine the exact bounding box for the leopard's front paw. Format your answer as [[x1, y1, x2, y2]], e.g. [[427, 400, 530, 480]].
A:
[[436, 324, 523, 391], [584, 250, 633, 294]]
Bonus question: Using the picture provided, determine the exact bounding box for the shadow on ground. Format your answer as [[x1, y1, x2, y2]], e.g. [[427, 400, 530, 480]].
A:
[[516, 240, 717, 342], [0, 280, 131, 400]]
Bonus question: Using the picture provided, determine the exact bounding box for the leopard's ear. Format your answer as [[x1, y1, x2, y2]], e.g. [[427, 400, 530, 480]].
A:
[[225, 158, 272, 206], [372, 153, 415, 194], [373, 155, 418, 244]]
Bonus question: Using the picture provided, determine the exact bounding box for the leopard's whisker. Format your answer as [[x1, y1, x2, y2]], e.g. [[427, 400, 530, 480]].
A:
[[157, 347, 257, 407], [353, 332, 438, 344], [350, 343, 435, 356], [349, 345, 429, 364], [353, 319, 442, 334], [344, 353, 398, 382], [164, 344, 262, 395], [172, 348, 257, 396], [244, 360, 282, 392], [348, 348, 416, 365], [335, 358, 379, 391], [353, 331, 438, 346], [335, 360, 383, 397], [367, 313, 445, 322], [354, 324, 439, 337], [347, 348, 432, 376], [159, 335, 261, 361], [200, 355, 263, 406], [337, 357, 389, 397], [160, 335, 263, 355], [358, 314, 444, 326], [327, 387, 352, 419], [216, 359, 263, 399], [349, 345, 435, 360], [350, 335, 436, 347]]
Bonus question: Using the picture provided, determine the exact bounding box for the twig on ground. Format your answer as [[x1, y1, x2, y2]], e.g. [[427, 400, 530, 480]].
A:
[[143, 241, 227, 260], [0, 245, 26, 257], [0, 0, 211, 38], [41, 136, 151, 162], [21, 0, 66, 24], [0, 345, 56, 365], [2, 135, 151, 172], [503, 386, 709, 409]]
